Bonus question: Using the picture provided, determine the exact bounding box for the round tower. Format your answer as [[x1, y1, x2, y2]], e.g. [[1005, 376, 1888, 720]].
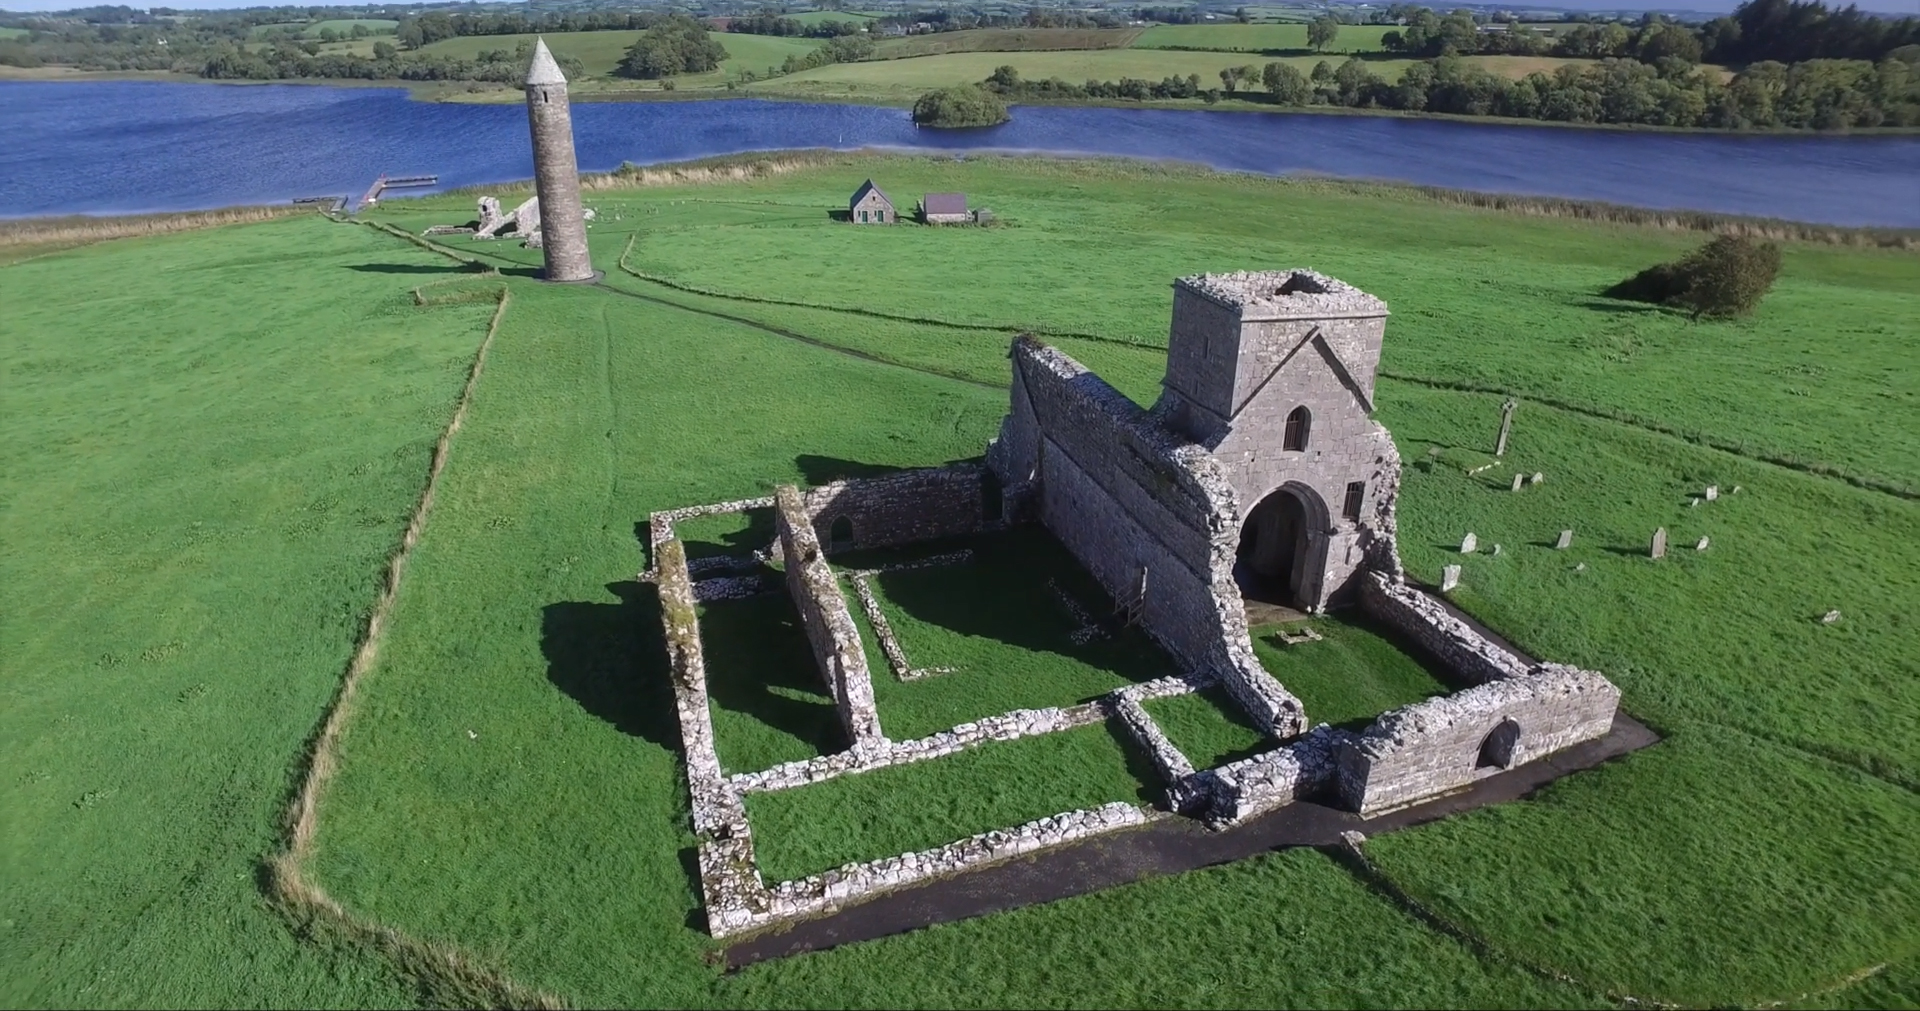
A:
[[524, 38, 597, 283]]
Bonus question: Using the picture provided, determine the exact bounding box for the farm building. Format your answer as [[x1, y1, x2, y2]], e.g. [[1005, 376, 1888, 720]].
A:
[[848, 180, 895, 224], [920, 192, 970, 224]]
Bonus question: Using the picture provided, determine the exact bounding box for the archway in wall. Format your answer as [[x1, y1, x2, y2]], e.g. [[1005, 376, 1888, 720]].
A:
[[1235, 484, 1327, 612]]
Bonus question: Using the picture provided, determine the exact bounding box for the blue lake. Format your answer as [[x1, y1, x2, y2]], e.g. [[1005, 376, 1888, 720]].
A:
[[3, 80, 1918, 226]]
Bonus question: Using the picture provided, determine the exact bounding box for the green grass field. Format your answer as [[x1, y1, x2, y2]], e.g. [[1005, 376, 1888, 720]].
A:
[[415, 29, 820, 82], [871, 26, 1144, 59], [0, 26, 29, 39], [0, 218, 498, 1006], [4, 153, 1917, 1007], [1134, 22, 1397, 54]]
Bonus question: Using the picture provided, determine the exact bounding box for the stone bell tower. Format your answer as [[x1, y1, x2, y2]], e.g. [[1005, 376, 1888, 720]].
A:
[[1155, 270, 1401, 610], [524, 38, 597, 283]]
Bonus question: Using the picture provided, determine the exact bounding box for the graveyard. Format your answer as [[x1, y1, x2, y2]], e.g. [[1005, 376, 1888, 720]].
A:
[[3, 152, 1917, 1007]]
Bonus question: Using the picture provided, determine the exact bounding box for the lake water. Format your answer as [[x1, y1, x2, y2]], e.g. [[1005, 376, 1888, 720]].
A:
[[3, 80, 1918, 227]]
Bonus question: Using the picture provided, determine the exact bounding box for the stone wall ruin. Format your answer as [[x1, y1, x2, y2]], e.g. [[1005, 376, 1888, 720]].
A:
[[650, 266, 1629, 943]]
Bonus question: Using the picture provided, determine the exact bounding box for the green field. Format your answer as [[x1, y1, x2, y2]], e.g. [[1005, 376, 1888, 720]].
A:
[[872, 26, 1144, 59], [0, 218, 497, 1006], [0, 26, 29, 39], [1134, 22, 1397, 54], [755, 48, 1416, 100], [416, 29, 820, 81], [4, 153, 1917, 1007]]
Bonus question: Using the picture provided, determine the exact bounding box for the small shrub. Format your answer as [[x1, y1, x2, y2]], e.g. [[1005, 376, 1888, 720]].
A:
[[912, 85, 1010, 128], [1606, 234, 1783, 319]]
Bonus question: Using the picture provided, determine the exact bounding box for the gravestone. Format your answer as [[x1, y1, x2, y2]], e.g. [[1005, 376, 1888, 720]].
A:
[[1460, 532, 1477, 554], [1531, 472, 1544, 485], [1690, 498, 1701, 508], [1555, 529, 1574, 550], [1512, 473, 1524, 491], [1492, 543, 1503, 555], [1705, 485, 1719, 501], [1575, 562, 1587, 571], [1650, 527, 1667, 559], [1822, 609, 1842, 624], [1733, 485, 1742, 494], [1441, 565, 1461, 592], [1494, 399, 1517, 457], [1696, 536, 1710, 551]]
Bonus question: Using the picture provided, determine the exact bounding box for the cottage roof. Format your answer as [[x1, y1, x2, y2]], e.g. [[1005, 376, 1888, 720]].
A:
[[850, 179, 892, 208], [922, 192, 968, 215], [1175, 269, 1387, 320], [526, 37, 567, 87]]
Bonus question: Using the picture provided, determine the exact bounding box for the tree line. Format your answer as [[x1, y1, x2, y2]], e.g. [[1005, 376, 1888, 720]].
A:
[[982, 46, 1919, 130], [723, 12, 867, 39]]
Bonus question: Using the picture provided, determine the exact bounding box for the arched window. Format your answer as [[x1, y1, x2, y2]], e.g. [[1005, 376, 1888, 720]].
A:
[[828, 515, 854, 552], [1283, 406, 1311, 451], [1476, 718, 1521, 769]]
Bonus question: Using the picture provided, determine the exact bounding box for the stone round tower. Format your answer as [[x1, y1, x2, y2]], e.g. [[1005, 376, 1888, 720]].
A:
[[524, 38, 596, 283]]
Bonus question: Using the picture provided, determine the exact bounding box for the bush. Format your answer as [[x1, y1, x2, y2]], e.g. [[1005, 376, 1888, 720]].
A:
[[912, 84, 1010, 128], [1606, 234, 1783, 318], [617, 14, 728, 79]]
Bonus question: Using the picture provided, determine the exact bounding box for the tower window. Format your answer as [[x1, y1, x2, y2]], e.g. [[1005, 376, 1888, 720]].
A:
[[1343, 481, 1365, 522], [1283, 406, 1311, 451]]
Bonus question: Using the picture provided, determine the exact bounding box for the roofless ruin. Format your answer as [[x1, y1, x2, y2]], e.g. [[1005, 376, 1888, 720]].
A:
[[650, 270, 1626, 939]]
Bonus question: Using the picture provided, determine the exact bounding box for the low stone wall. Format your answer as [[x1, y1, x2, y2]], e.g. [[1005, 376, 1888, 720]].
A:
[[802, 464, 987, 554], [657, 539, 747, 837], [988, 337, 1305, 737], [776, 485, 885, 750], [1192, 725, 1349, 826], [753, 802, 1157, 930], [1335, 664, 1621, 816], [1359, 571, 1531, 685], [732, 703, 1105, 794]]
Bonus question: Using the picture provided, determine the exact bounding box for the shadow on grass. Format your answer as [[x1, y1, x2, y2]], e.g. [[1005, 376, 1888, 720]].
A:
[[794, 453, 910, 486], [1581, 297, 1670, 316], [542, 580, 679, 749], [1105, 715, 1174, 804], [699, 593, 846, 762], [876, 526, 1173, 687], [345, 262, 470, 275]]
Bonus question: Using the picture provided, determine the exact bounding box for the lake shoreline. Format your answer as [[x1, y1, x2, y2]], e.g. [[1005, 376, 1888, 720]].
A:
[[4, 67, 1917, 139]]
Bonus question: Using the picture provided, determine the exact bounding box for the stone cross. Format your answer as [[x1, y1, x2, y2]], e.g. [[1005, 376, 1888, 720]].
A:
[[1511, 473, 1524, 491], [1495, 399, 1517, 457], [1650, 527, 1667, 559], [1460, 532, 1477, 554], [1441, 564, 1461, 592], [1555, 529, 1573, 549]]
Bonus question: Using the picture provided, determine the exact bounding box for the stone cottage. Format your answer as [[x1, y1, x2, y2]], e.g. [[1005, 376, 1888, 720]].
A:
[[848, 179, 895, 224], [920, 192, 970, 224]]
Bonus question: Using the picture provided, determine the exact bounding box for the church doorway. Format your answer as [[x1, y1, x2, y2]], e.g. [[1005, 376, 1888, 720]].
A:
[[1235, 484, 1328, 612]]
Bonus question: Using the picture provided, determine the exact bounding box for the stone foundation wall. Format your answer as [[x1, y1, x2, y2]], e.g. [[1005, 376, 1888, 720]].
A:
[[801, 464, 987, 553], [988, 337, 1305, 736], [1359, 571, 1531, 685], [776, 486, 885, 749], [1195, 725, 1349, 825], [1335, 664, 1621, 816]]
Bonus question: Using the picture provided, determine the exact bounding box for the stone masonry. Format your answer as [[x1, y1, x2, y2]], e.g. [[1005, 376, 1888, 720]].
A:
[[523, 38, 595, 282], [1335, 665, 1622, 816], [776, 485, 885, 750], [651, 267, 1628, 941], [988, 336, 1306, 737]]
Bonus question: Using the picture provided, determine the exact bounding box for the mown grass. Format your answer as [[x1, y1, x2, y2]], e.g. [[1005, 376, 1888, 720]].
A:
[[0, 216, 500, 1006], [1143, 686, 1272, 769], [7, 152, 1915, 1008], [1250, 616, 1455, 729], [743, 722, 1155, 883], [702, 592, 844, 772], [1133, 22, 1397, 54]]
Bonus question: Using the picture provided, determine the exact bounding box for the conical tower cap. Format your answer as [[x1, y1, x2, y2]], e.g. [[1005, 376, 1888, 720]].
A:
[[526, 37, 567, 86]]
